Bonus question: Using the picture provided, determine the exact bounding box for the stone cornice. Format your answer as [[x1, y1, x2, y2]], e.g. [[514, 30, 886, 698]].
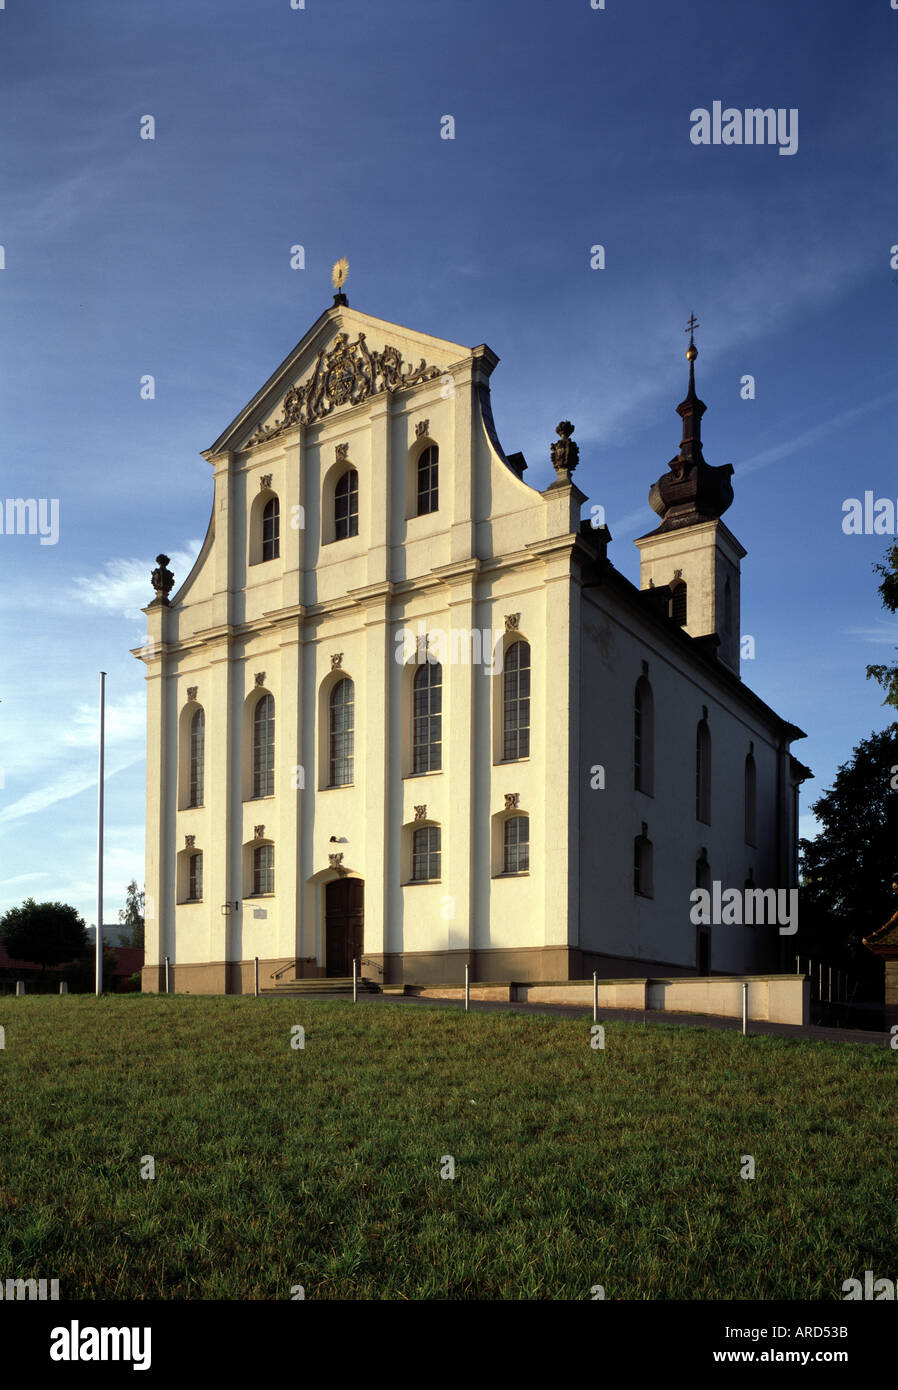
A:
[[136, 543, 585, 662], [429, 558, 482, 584]]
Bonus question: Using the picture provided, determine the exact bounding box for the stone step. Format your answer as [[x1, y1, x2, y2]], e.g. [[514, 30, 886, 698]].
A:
[[261, 977, 380, 995]]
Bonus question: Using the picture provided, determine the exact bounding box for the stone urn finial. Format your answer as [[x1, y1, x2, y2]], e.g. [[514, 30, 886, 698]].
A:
[[150, 554, 175, 605], [550, 421, 579, 480]]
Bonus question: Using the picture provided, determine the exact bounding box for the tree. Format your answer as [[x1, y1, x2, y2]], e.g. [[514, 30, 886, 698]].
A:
[[866, 540, 898, 708], [0, 898, 89, 976], [798, 724, 898, 993], [63, 943, 120, 994], [118, 880, 145, 950]]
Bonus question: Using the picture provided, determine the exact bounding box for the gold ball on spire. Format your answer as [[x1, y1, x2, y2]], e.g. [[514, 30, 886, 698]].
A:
[[686, 343, 698, 361]]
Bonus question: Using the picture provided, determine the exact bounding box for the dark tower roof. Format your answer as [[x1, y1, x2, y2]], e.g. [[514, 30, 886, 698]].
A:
[[646, 317, 734, 533]]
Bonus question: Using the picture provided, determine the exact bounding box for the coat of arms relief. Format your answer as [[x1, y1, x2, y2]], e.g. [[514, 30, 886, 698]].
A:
[[247, 332, 441, 446]]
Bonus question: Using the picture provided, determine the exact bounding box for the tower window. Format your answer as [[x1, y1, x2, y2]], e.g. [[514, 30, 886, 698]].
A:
[[724, 576, 733, 633], [670, 581, 687, 626]]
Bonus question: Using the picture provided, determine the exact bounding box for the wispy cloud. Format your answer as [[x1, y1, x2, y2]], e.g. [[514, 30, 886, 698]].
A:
[[0, 872, 53, 889], [736, 389, 898, 477], [59, 690, 147, 750], [71, 541, 203, 621], [0, 755, 144, 830], [844, 620, 897, 648]]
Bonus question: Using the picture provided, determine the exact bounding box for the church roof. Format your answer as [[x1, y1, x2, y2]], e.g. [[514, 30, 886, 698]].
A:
[[584, 546, 808, 746]]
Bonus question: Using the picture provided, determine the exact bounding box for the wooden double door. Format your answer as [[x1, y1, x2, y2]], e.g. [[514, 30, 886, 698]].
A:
[[325, 878, 364, 977]]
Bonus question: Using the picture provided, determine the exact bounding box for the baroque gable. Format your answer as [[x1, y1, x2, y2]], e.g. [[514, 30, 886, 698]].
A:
[[246, 330, 443, 446], [205, 307, 472, 458]]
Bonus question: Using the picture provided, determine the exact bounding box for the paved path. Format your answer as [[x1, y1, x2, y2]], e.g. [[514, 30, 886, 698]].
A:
[[267, 989, 890, 1047]]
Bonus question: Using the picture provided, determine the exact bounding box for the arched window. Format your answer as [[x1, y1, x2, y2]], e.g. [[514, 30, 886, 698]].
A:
[[262, 496, 280, 562], [253, 842, 274, 895], [633, 829, 653, 898], [252, 694, 275, 798], [634, 676, 654, 794], [695, 851, 711, 973], [413, 662, 442, 773], [329, 678, 354, 786], [670, 580, 688, 626], [187, 851, 203, 901], [188, 707, 205, 807], [503, 815, 530, 873], [744, 751, 757, 846], [503, 640, 531, 761], [417, 445, 439, 515], [696, 717, 711, 823], [335, 469, 359, 540], [412, 825, 441, 881]]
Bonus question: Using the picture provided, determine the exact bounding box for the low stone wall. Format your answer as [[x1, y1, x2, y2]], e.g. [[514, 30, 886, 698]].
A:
[[416, 985, 514, 1002], [416, 975, 809, 1026], [519, 980, 648, 1011]]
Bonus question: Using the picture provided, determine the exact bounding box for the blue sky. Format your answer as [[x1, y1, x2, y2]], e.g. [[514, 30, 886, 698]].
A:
[[1, 0, 896, 928]]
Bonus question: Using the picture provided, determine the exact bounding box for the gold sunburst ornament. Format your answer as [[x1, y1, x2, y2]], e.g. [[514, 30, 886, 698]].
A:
[[332, 257, 349, 291]]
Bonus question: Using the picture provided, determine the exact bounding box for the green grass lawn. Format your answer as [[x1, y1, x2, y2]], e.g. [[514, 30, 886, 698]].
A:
[[0, 995, 894, 1300]]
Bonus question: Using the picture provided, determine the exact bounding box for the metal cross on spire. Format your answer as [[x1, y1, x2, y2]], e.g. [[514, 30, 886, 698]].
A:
[[684, 313, 699, 361]]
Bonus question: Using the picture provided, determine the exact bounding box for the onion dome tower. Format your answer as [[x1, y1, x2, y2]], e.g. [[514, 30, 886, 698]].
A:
[[634, 317, 745, 674]]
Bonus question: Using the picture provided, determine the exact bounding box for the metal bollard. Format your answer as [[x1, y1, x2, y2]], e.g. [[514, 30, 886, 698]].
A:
[[464, 962, 470, 1012], [254, 956, 259, 998], [742, 981, 749, 1036]]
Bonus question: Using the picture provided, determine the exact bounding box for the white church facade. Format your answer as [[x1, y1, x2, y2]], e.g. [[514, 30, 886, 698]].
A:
[[137, 291, 810, 994]]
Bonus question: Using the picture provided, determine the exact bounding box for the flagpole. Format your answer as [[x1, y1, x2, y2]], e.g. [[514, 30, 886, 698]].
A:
[[96, 671, 106, 997]]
